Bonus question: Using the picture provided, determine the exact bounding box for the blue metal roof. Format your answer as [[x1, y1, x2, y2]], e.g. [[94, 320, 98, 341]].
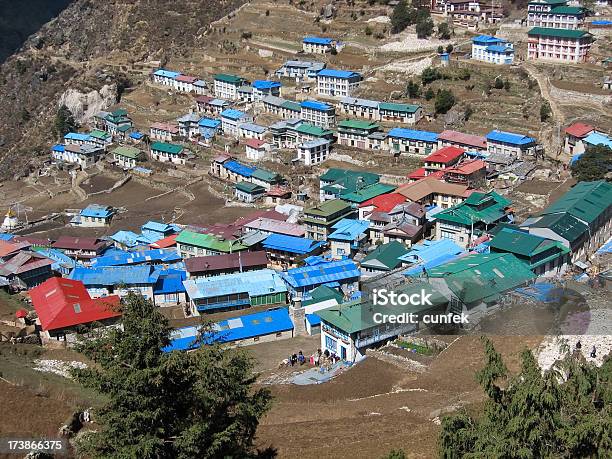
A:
[[141, 221, 178, 234], [0, 234, 14, 241], [280, 259, 360, 288], [303, 36, 333, 45], [34, 248, 76, 271], [164, 307, 293, 352], [223, 160, 256, 177], [486, 130, 536, 146], [328, 219, 370, 241], [252, 80, 282, 90], [71, 265, 160, 286], [584, 132, 612, 149], [306, 313, 321, 326], [263, 233, 324, 255], [110, 230, 141, 248], [183, 269, 287, 300], [129, 131, 144, 140], [153, 69, 181, 79], [153, 269, 186, 295], [220, 109, 248, 120], [388, 128, 438, 143], [90, 249, 181, 267], [51, 144, 65, 152], [239, 122, 266, 134], [300, 100, 333, 111], [403, 252, 462, 277], [80, 204, 113, 219], [64, 132, 91, 141], [398, 239, 464, 264], [486, 45, 513, 53], [472, 35, 504, 44], [198, 117, 221, 128], [317, 69, 361, 79]]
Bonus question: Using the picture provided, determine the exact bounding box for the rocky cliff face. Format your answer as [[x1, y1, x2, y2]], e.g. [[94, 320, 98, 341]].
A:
[[0, 0, 245, 179]]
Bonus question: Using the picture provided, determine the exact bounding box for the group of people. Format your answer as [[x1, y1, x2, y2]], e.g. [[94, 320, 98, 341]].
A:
[[575, 340, 598, 359], [288, 350, 306, 367]]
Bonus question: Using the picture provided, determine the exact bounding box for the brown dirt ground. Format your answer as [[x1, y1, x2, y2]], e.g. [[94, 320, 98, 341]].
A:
[[255, 335, 543, 459]]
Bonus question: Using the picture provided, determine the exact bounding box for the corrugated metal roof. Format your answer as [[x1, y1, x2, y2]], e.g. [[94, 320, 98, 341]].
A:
[[263, 233, 324, 255], [223, 160, 256, 177], [280, 259, 360, 288], [183, 268, 287, 299], [328, 219, 370, 241], [361, 241, 408, 270], [153, 269, 186, 295], [486, 130, 536, 145], [540, 180, 612, 225], [300, 100, 333, 111], [90, 249, 181, 267], [303, 36, 334, 45], [253, 80, 282, 89], [71, 265, 160, 286], [317, 69, 361, 79], [220, 109, 248, 120], [80, 204, 113, 219], [388, 128, 438, 143]]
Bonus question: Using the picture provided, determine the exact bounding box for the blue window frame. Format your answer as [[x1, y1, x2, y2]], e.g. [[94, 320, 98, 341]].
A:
[[325, 335, 337, 353]]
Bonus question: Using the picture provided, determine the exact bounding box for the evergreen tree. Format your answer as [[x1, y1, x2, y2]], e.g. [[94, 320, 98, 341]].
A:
[[406, 80, 421, 98], [391, 0, 415, 34], [439, 337, 612, 458], [438, 22, 451, 40], [434, 89, 455, 114], [421, 66, 441, 85], [424, 88, 435, 100], [415, 18, 434, 39], [540, 101, 552, 121], [72, 293, 273, 459], [53, 105, 78, 139], [571, 145, 612, 182]]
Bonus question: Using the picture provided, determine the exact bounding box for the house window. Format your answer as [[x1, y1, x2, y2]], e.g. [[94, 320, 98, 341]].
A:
[[325, 335, 337, 353], [276, 332, 283, 337], [253, 336, 260, 342]]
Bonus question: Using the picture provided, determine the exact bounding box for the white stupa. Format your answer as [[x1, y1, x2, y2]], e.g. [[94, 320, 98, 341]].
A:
[[1, 208, 19, 231]]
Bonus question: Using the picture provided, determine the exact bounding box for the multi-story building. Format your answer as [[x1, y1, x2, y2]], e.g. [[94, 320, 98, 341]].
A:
[[276, 60, 326, 80], [302, 199, 356, 241], [213, 73, 248, 100], [471, 35, 515, 64], [338, 97, 380, 120], [177, 113, 201, 139], [486, 130, 537, 159], [527, 27, 593, 63], [388, 128, 439, 155], [297, 139, 332, 166], [302, 37, 337, 54], [337, 120, 380, 149], [300, 100, 336, 128], [379, 102, 423, 124], [527, 5, 586, 30], [220, 109, 253, 137], [316, 69, 362, 98], [251, 80, 282, 101], [563, 122, 595, 155], [437, 130, 487, 153], [149, 142, 187, 165], [150, 122, 179, 142]]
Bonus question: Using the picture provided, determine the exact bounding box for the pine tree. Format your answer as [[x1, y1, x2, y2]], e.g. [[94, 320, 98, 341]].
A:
[[53, 105, 78, 140], [72, 293, 273, 459], [390, 0, 416, 34], [571, 145, 612, 182], [434, 89, 455, 114], [438, 337, 612, 458]]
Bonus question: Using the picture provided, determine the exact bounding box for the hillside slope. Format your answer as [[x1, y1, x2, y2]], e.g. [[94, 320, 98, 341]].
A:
[[0, 0, 245, 179]]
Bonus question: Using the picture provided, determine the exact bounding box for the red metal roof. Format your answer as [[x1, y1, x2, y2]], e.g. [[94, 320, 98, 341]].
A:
[[446, 159, 487, 175], [185, 250, 268, 273], [195, 95, 214, 104], [437, 130, 487, 149], [29, 278, 121, 331], [15, 309, 28, 319], [424, 146, 465, 164], [245, 139, 266, 149], [150, 122, 179, 134], [406, 167, 427, 180], [564, 122, 594, 138], [266, 186, 292, 197], [175, 75, 198, 83], [234, 210, 286, 227], [359, 192, 406, 212], [51, 236, 107, 252], [149, 233, 178, 249], [0, 240, 31, 258]]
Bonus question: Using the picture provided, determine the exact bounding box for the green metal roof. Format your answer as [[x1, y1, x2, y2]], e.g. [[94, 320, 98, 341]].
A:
[[150, 141, 183, 155], [540, 181, 612, 225], [320, 168, 379, 183], [428, 253, 536, 304], [316, 283, 447, 334], [112, 146, 142, 159], [281, 100, 302, 112], [176, 230, 248, 253], [529, 213, 588, 243], [296, 123, 333, 137], [378, 102, 420, 113], [303, 285, 344, 307], [214, 73, 245, 84], [337, 119, 380, 131], [528, 27, 591, 39], [340, 183, 396, 204], [89, 129, 110, 140], [251, 168, 281, 183], [435, 191, 511, 226], [304, 199, 353, 217], [235, 181, 265, 193], [361, 241, 409, 270], [528, 0, 569, 5], [548, 6, 585, 14]]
